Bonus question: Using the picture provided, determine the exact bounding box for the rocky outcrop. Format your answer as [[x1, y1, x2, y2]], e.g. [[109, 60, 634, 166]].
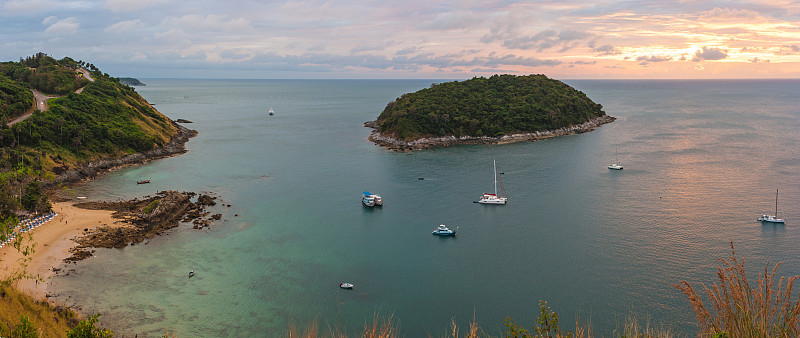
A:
[[65, 191, 222, 262], [46, 122, 198, 187], [366, 115, 615, 151]]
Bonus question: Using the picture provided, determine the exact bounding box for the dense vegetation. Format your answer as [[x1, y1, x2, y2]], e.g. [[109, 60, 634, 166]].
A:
[[0, 75, 34, 119], [374, 74, 606, 140], [118, 77, 145, 86], [0, 53, 176, 174]]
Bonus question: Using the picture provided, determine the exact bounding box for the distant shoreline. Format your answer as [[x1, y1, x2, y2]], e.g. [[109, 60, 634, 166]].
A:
[[366, 115, 616, 151]]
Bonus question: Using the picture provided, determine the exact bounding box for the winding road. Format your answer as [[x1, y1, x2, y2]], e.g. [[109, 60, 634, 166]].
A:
[[7, 68, 94, 127]]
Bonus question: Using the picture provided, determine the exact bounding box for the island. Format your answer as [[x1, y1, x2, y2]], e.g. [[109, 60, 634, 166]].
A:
[[118, 77, 145, 86], [366, 74, 614, 151]]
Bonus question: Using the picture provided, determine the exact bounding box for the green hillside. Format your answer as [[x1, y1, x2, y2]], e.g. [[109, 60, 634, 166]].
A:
[[374, 74, 607, 141], [0, 53, 177, 175]]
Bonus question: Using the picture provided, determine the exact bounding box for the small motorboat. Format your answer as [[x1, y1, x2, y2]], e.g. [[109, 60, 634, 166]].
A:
[[189, 271, 195, 277], [340, 282, 354, 289], [432, 224, 457, 236], [137, 179, 151, 184], [608, 162, 623, 170]]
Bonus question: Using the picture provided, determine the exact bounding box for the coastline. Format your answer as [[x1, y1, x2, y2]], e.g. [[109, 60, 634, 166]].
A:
[[1, 120, 199, 302], [47, 121, 198, 187], [366, 114, 616, 151], [0, 201, 118, 300]]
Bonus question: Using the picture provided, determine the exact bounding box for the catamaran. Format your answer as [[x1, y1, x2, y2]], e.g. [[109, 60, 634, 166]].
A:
[[475, 160, 508, 205], [758, 188, 785, 223], [608, 147, 623, 170]]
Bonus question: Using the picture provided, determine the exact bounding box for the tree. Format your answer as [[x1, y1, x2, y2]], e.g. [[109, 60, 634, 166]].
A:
[[66, 314, 114, 338]]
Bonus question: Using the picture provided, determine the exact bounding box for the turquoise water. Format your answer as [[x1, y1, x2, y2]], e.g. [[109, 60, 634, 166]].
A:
[[50, 79, 800, 336]]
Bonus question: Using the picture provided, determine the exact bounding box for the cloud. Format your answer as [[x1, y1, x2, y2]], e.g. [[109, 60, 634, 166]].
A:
[[163, 14, 251, 32], [351, 40, 397, 53], [699, 7, 761, 21], [593, 44, 620, 56], [105, 19, 144, 33], [777, 45, 800, 55], [105, 0, 167, 12], [691, 46, 728, 62], [43, 17, 79, 35], [423, 10, 480, 30], [2, 0, 51, 14], [480, 12, 528, 43], [502, 29, 595, 52], [636, 55, 672, 64]]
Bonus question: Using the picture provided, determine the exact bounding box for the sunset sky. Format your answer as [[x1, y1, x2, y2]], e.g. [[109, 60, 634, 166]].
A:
[[2, 0, 800, 79]]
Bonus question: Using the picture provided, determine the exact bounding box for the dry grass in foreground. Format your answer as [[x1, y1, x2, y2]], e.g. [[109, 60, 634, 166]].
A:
[[675, 242, 800, 337]]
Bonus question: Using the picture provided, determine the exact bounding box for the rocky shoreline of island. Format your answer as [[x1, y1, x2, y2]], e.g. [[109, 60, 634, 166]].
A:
[[365, 114, 616, 151]]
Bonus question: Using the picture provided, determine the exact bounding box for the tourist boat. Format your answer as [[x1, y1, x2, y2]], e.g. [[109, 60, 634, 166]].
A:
[[269, 107, 274, 116], [340, 282, 354, 289], [137, 179, 150, 184], [362, 192, 383, 207], [475, 160, 507, 204], [432, 224, 457, 236], [758, 189, 785, 224]]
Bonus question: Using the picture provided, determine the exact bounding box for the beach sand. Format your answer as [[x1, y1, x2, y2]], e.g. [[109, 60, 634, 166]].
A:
[[0, 201, 117, 300]]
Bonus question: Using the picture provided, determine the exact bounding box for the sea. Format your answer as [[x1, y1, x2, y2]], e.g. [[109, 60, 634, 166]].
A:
[[48, 78, 800, 337]]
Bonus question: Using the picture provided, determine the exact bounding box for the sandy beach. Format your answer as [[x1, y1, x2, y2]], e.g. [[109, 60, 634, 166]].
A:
[[0, 201, 117, 300]]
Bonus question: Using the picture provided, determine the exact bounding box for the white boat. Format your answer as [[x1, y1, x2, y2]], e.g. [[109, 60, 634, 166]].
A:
[[340, 282, 354, 289], [268, 107, 274, 116], [758, 189, 785, 224], [432, 224, 457, 236], [475, 160, 507, 204], [608, 147, 623, 170], [362, 191, 383, 207]]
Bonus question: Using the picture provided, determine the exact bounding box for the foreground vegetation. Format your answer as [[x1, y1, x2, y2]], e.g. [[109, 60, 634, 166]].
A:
[[373, 74, 607, 140]]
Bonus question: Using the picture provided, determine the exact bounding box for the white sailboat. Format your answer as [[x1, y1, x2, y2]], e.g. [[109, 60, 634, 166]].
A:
[[608, 147, 623, 170], [475, 160, 508, 205], [268, 107, 274, 116], [758, 188, 785, 223]]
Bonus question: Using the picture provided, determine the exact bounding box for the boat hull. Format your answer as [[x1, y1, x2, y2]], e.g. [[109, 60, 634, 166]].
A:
[[758, 215, 785, 223]]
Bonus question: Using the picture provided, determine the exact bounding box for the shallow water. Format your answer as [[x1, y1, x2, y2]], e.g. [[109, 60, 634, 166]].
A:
[[50, 78, 800, 336]]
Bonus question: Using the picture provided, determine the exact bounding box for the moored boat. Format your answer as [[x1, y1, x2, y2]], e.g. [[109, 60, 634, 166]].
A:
[[758, 189, 785, 223], [432, 224, 457, 236], [362, 191, 383, 207], [475, 160, 507, 204]]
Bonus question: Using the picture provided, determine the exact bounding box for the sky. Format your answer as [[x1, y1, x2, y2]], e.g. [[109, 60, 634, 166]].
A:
[[1, 0, 800, 79]]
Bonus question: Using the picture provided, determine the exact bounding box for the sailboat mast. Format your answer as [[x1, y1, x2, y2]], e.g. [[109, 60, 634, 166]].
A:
[[493, 160, 498, 195], [776, 188, 779, 217]]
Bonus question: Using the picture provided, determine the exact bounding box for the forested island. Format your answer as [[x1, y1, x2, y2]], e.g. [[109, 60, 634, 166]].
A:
[[118, 77, 145, 86], [367, 74, 614, 150]]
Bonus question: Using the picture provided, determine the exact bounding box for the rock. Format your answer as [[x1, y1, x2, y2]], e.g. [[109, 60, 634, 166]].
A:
[[211, 213, 222, 220], [197, 194, 216, 206]]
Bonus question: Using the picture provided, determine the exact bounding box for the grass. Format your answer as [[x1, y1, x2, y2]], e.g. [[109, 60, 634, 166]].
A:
[[0, 285, 77, 337], [675, 242, 800, 337]]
